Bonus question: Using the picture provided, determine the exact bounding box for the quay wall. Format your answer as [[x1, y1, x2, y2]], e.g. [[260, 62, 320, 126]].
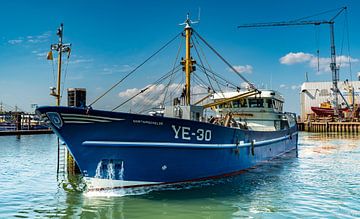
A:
[[298, 122, 360, 133]]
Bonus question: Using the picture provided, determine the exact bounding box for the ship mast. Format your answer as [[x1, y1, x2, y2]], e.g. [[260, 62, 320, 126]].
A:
[[181, 14, 197, 105], [48, 23, 71, 106]]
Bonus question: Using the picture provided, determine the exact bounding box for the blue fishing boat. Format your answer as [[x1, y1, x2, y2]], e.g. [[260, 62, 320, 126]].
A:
[[36, 15, 298, 190]]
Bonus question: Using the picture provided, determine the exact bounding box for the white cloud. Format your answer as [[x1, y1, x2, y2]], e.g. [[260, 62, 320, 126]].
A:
[[279, 52, 313, 65], [31, 50, 49, 60], [8, 31, 51, 45], [118, 83, 179, 108], [279, 84, 300, 90], [32, 50, 47, 57], [26, 31, 51, 43], [291, 84, 301, 90], [280, 52, 359, 74], [8, 39, 23, 44], [70, 59, 93, 64], [37, 52, 48, 57], [240, 82, 250, 88], [228, 65, 253, 74]]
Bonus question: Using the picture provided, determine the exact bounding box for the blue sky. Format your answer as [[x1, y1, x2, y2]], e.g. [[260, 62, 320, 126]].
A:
[[0, 0, 359, 114]]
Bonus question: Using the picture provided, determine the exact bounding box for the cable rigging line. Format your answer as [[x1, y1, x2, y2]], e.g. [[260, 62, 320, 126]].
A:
[[163, 75, 184, 103], [137, 75, 185, 114], [50, 57, 56, 87], [162, 36, 184, 105], [196, 67, 237, 91], [137, 79, 184, 114], [60, 54, 71, 99], [191, 38, 214, 92], [193, 30, 256, 90], [115, 66, 182, 112], [137, 70, 183, 113], [112, 65, 182, 111], [89, 32, 182, 107], [192, 33, 223, 94], [314, 24, 320, 72], [192, 73, 211, 90], [337, 7, 352, 81], [195, 64, 239, 89], [344, 9, 353, 81], [291, 6, 347, 22]]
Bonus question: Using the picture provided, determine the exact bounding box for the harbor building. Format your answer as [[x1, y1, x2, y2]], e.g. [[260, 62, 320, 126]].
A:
[[300, 80, 360, 121]]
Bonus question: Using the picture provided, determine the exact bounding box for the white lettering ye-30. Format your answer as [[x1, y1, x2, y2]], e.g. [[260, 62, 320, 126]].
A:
[[171, 125, 211, 141]]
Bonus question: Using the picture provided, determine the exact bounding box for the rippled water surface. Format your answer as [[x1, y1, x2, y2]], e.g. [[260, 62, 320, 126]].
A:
[[0, 132, 359, 218]]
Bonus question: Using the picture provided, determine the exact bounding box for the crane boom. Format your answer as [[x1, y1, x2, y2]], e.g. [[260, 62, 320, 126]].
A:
[[237, 7, 347, 118], [237, 20, 330, 28]]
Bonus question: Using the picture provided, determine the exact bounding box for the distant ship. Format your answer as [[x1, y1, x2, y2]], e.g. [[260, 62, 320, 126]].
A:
[[311, 101, 348, 117], [36, 15, 298, 190]]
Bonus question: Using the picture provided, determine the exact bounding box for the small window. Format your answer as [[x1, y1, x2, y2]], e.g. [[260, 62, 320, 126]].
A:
[[266, 99, 273, 108]]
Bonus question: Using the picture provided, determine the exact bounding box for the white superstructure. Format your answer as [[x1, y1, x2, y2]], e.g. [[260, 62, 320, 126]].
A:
[[211, 90, 295, 131]]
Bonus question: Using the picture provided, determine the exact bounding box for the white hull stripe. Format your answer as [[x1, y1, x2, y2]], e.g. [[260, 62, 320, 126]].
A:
[[61, 113, 125, 121], [62, 116, 111, 123], [65, 121, 93, 124], [82, 133, 297, 149]]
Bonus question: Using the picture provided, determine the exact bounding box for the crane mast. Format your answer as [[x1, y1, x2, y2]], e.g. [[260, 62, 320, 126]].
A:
[[238, 7, 347, 118]]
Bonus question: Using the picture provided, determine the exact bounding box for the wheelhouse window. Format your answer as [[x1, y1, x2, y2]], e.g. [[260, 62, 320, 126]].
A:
[[218, 102, 231, 109], [248, 98, 264, 108], [232, 99, 248, 108], [273, 99, 284, 111], [233, 100, 240, 108]]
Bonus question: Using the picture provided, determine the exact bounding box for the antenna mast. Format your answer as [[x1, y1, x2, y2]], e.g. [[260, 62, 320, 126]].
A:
[[180, 14, 198, 105], [48, 23, 71, 106]]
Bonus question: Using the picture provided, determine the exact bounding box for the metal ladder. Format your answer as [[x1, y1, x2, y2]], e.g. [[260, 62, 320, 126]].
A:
[[57, 139, 67, 175]]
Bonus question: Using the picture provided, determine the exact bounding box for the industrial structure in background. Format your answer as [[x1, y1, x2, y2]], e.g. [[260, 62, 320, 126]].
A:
[[238, 7, 360, 132], [0, 102, 48, 133], [300, 80, 360, 122], [238, 7, 348, 120]]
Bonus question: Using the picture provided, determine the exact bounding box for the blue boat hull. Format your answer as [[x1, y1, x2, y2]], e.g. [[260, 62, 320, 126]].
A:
[[36, 106, 298, 189]]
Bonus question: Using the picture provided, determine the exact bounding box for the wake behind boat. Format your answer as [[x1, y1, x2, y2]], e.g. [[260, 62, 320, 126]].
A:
[[36, 15, 298, 190]]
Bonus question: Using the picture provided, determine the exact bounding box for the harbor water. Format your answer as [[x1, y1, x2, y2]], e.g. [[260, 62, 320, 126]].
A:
[[0, 132, 359, 218]]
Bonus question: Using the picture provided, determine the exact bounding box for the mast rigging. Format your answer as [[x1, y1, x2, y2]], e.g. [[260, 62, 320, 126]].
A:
[[48, 23, 71, 106]]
